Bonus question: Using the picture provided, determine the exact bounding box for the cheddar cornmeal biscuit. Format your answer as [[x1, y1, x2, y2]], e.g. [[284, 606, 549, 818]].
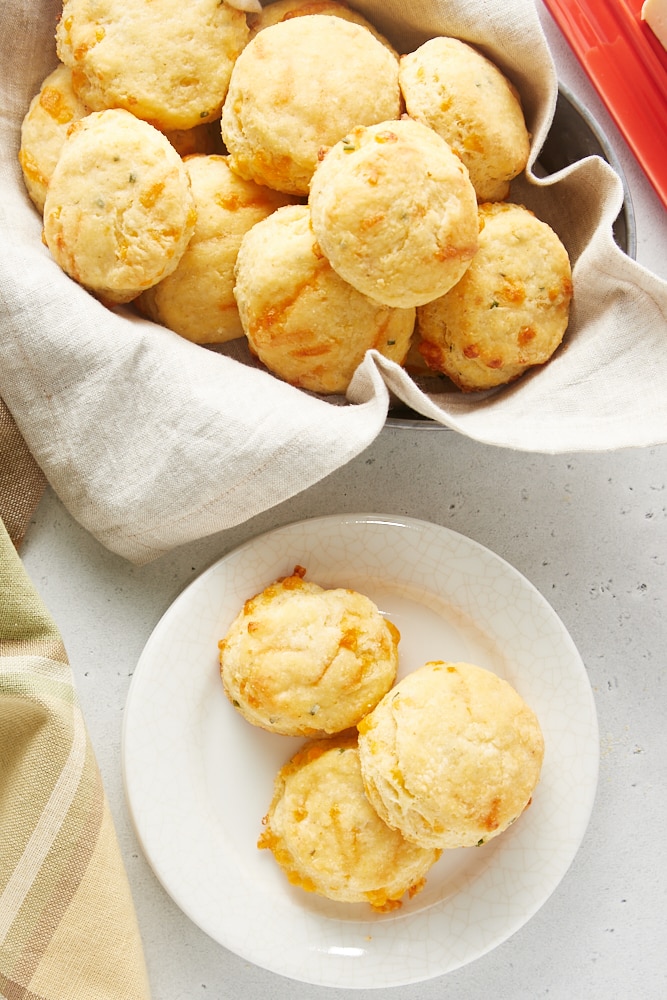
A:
[[56, 0, 249, 131], [247, 0, 397, 55], [234, 205, 414, 394], [358, 661, 545, 850], [218, 566, 400, 736], [399, 37, 530, 202], [19, 64, 90, 214], [137, 155, 295, 344], [43, 109, 196, 305], [416, 202, 573, 392], [221, 15, 401, 195], [258, 735, 441, 910], [309, 118, 479, 308]]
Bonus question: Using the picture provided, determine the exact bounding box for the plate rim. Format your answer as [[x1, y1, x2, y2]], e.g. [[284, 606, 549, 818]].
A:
[[121, 512, 600, 988]]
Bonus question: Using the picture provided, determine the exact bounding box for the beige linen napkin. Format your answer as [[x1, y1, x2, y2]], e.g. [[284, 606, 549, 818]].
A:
[[0, 515, 151, 1000], [1, 0, 666, 564]]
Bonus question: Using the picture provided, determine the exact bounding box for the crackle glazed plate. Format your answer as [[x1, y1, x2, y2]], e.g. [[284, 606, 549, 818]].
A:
[[122, 514, 599, 988]]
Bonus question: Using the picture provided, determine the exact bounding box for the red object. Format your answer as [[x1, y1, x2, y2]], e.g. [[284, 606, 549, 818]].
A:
[[542, 0, 667, 210]]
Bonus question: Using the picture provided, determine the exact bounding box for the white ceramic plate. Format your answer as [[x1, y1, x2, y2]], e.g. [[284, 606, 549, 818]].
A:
[[122, 514, 599, 989]]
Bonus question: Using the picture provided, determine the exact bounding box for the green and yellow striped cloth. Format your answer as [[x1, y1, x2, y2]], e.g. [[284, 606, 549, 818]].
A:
[[1, 409, 151, 999]]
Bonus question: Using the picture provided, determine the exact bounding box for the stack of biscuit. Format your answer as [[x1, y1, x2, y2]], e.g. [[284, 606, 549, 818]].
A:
[[20, 0, 572, 393], [218, 567, 545, 912]]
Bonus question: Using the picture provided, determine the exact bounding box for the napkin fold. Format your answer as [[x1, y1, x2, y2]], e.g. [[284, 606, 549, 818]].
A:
[[0, 515, 151, 1000], [1, 0, 666, 564]]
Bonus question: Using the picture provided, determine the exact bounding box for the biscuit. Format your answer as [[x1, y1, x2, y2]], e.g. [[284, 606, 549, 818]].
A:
[[56, 0, 249, 131], [137, 154, 295, 344], [357, 661, 545, 850], [308, 117, 479, 308], [258, 735, 441, 910], [415, 201, 573, 391], [218, 566, 400, 736], [220, 15, 401, 195], [399, 36, 530, 202], [233, 204, 415, 394], [43, 109, 197, 305], [247, 0, 397, 55], [19, 64, 90, 214]]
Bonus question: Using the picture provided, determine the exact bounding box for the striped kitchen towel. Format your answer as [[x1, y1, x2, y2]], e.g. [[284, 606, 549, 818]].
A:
[[0, 515, 151, 1000], [0, 399, 46, 550]]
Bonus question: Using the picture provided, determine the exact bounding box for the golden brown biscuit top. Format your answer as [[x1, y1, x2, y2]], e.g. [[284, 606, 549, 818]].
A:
[[416, 201, 572, 391], [42, 108, 196, 304], [399, 35, 530, 202], [358, 660, 545, 849], [220, 14, 401, 194], [308, 117, 479, 307], [219, 568, 400, 735], [258, 735, 441, 909], [56, 0, 249, 130], [233, 203, 415, 394]]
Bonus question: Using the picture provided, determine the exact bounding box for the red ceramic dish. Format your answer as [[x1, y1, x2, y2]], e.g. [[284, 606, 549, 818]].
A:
[[542, 0, 667, 210]]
